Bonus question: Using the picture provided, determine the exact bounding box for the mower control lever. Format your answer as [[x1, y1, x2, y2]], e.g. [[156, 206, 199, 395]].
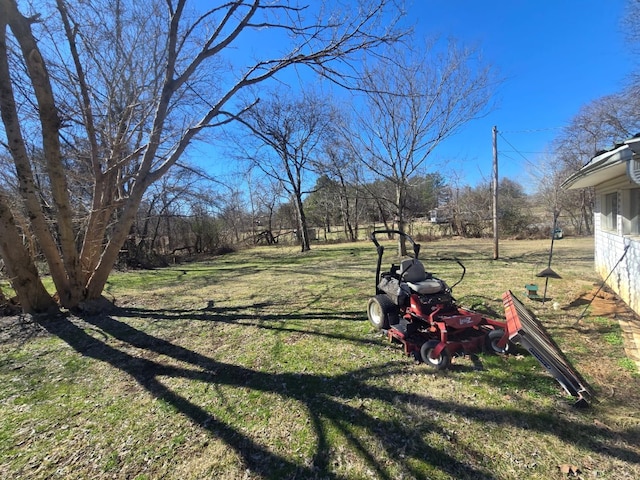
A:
[[449, 258, 466, 290]]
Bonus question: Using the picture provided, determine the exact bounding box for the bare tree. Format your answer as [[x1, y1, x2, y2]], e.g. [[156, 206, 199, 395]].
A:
[[623, 0, 640, 86], [0, 0, 404, 312], [530, 153, 584, 234], [445, 178, 529, 238], [123, 164, 223, 266], [344, 39, 494, 254], [556, 94, 640, 167], [236, 89, 337, 251], [552, 93, 640, 234], [317, 139, 364, 241], [455, 184, 491, 238], [245, 171, 286, 245], [546, 1, 640, 234]]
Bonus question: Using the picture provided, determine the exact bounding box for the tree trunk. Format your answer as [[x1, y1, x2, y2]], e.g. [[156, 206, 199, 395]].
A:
[[339, 188, 356, 242], [294, 192, 311, 252], [396, 185, 407, 256], [3, 1, 84, 308], [80, 169, 118, 276], [0, 199, 56, 313], [372, 196, 391, 231], [353, 196, 360, 240], [85, 187, 146, 300], [0, 14, 71, 308]]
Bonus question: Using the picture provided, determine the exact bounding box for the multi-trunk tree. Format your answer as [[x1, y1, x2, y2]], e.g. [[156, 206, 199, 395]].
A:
[[0, 0, 403, 312]]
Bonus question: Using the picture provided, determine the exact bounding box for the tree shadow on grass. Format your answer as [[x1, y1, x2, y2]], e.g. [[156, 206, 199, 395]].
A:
[[113, 302, 386, 352], [35, 312, 640, 478], [420, 248, 593, 266]]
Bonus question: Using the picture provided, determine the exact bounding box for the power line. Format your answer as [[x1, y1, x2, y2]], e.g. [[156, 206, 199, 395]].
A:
[[499, 126, 563, 134], [498, 132, 540, 171], [501, 150, 549, 154]]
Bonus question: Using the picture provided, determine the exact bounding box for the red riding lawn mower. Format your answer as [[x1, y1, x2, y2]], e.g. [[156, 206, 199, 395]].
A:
[[367, 230, 510, 369], [366, 230, 595, 407]]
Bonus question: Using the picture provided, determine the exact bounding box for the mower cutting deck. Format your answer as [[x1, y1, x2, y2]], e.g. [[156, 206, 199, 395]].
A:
[[367, 230, 595, 406]]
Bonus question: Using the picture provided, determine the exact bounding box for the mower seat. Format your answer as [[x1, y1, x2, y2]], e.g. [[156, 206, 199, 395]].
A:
[[400, 258, 444, 295]]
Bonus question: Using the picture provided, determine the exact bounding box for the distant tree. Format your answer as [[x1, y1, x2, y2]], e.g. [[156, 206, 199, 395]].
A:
[[218, 188, 252, 244], [452, 178, 529, 238], [405, 173, 446, 218], [305, 175, 339, 238], [274, 200, 298, 238], [316, 140, 364, 242], [623, 0, 640, 86], [0, 0, 405, 312], [496, 178, 531, 237], [189, 203, 223, 254], [355, 173, 445, 233], [359, 178, 396, 229], [454, 184, 491, 237], [345, 39, 494, 254], [236, 90, 337, 252], [119, 165, 227, 266], [531, 154, 585, 234], [245, 172, 284, 245]]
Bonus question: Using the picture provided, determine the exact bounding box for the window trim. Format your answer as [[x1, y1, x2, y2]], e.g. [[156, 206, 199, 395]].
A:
[[602, 191, 618, 233], [629, 187, 640, 235]]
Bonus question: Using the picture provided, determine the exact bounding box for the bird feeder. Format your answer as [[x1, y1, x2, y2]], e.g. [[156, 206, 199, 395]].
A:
[[525, 283, 540, 299]]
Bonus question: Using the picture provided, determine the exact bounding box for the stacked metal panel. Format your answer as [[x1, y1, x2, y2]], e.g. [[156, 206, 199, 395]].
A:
[[502, 291, 595, 407]]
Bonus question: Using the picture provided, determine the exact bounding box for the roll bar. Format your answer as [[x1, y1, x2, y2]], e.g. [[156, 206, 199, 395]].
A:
[[369, 230, 421, 258], [370, 230, 421, 292]]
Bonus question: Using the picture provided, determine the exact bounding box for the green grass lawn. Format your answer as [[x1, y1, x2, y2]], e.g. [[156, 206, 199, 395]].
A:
[[1, 237, 639, 479]]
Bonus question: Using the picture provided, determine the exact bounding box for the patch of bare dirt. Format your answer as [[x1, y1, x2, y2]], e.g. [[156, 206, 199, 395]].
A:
[[566, 285, 638, 319], [0, 314, 50, 345]]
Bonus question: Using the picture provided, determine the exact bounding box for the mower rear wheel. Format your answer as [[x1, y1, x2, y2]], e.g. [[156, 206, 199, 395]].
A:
[[420, 340, 450, 370], [367, 295, 398, 330], [486, 329, 509, 354]]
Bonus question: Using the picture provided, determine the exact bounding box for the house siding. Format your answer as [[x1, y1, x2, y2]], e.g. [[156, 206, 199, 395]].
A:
[[593, 183, 640, 315]]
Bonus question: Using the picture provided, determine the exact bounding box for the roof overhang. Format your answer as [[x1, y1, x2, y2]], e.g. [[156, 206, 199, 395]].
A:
[[562, 141, 639, 190]]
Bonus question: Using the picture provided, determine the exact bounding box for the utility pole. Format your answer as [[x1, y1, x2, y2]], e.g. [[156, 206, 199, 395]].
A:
[[492, 126, 499, 260]]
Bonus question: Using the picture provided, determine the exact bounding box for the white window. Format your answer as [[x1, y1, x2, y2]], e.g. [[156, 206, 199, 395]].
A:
[[602, 192, 618, 232]]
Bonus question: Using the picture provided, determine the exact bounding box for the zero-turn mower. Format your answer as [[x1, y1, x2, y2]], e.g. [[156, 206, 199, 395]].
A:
[[367, 229, 511, 369], [366, 229, 595, 407]]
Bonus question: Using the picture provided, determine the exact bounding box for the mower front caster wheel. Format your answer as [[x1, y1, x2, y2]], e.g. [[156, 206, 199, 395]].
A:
[[420, 341, 450, 370], [486, 329, 509, 354], [367, 295, 398, 330]]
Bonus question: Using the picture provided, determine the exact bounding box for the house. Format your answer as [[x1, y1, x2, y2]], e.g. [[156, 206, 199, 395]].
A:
[[562, 137, 640, 316]]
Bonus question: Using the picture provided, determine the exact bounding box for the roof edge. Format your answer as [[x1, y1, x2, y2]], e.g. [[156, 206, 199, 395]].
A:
[[562, 144, 633, 189]]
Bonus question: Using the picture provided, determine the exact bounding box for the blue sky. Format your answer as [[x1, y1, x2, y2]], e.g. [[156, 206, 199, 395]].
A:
[[189, 1, 636, 191], [411, 0, 635, 187]]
